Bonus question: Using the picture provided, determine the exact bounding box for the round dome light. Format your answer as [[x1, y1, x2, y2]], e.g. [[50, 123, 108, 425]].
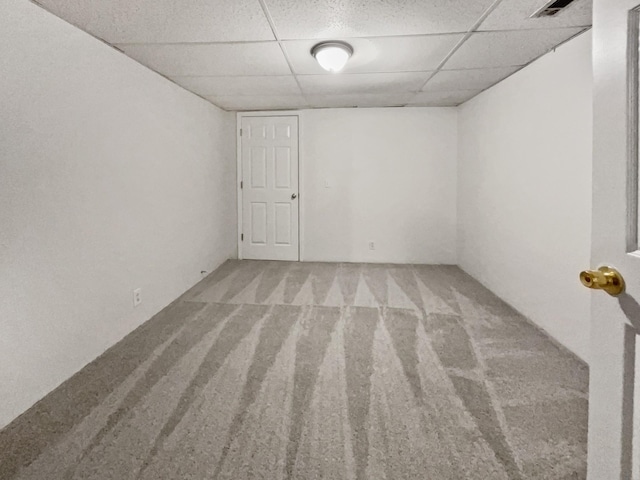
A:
[[311, 41, 354, 73]]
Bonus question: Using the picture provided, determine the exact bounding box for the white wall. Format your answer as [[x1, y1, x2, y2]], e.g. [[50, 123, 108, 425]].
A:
[[457, 31, 592, 362], [0, 0, 236, 428], [300, 107, 458, 264]]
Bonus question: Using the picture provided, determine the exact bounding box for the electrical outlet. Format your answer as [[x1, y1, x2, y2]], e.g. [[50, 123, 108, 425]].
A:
[[369, 241, 375, 250], [133, 288, 142, 307]]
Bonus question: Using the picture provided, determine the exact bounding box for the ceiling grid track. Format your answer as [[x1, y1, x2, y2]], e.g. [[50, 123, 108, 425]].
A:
[[411, 0, 505, 105], [26, 0, 224, 108], [27, 0, 594, 110], [257, 0, 308, 107]]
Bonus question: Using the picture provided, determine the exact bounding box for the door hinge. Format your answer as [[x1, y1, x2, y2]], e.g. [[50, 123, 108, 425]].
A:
[[240, 128, 243, 136], [241, 233, 244, 241], [240, 181, 243, 189]]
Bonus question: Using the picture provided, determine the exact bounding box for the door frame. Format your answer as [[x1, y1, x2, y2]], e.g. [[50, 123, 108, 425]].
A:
[[589, 1, 640, 477], [236, 111, 304, 261]]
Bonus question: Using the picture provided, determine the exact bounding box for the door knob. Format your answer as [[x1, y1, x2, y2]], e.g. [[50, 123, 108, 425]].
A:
[[291, 193, 297, 199], [579, 266, 625, 296]]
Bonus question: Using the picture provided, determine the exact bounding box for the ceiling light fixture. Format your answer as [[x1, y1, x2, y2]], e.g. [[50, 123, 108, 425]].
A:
[[311, 41, 353, 73]]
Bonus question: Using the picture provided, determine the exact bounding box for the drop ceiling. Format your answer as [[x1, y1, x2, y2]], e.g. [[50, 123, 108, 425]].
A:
[[32, 0, 592, 111]]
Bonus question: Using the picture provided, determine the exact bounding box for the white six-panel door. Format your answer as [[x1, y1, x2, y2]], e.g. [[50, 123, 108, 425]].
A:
[[590, 1, 640, 478], [240, 116, 299, 261]]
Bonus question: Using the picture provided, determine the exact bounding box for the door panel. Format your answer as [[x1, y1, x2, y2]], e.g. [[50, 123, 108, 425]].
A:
[[250, 147, 267, 188], [241, 116, 299, 261], [590, 2, 640, 478], [275, 147, 292, 188], [275, 203, 292, 245], [250, 202, 267, 245], [275, 122, 291, 139]]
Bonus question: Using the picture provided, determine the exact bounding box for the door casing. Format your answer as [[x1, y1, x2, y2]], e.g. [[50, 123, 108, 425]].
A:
[[590, 1, 640, 478], [236, 111, 304, 261]]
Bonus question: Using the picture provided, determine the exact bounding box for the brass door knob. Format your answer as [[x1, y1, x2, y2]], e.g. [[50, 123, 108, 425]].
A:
[[579, 266, 625, 296]]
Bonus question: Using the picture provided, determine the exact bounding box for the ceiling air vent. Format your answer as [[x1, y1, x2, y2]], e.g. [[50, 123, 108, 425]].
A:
[[530, 0, 577, 18]]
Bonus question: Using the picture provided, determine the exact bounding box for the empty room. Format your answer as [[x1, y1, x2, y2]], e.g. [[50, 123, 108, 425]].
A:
[[2, 0, 639, 478]]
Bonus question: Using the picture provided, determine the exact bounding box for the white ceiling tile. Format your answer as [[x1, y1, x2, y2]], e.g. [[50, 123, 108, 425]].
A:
[[169, 75, 300, 96], [479, 0, 592, 31], [297, 72, 431, 95], [444, 28, 585, 69], [206, 95, 308, 111], [408, 90, 481, 107], [306, 93, 414, 108], [423, 67, 520, 92], [283, 34, 463, 75], [117, 43, 291, 76], [263, 0, 496, 39], [33, 0, 593, 111], [36, 0, 274, 43]]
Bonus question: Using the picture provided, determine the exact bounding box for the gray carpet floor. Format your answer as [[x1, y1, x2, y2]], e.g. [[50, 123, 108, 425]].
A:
[[0, 260, 588, 479]]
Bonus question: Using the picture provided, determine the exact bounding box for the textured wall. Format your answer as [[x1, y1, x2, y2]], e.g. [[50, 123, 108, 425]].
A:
[[0, 0, 236, 427], [300, 107, 458, 264], [457, 31, 592, 361]]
